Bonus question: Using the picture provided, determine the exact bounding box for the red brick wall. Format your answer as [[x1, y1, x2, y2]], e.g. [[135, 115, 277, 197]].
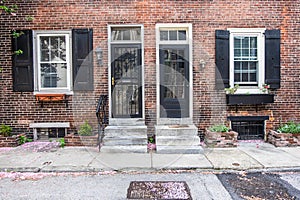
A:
[[0, 0, 299, 135]]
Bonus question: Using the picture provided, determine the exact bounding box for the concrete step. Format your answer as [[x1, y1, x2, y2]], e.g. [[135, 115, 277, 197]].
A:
[[100, 145, 147, 153], [156, 145, 203, 154], [155, 125, 198, 136], [105, 125, 147, 137], [155, 124, 201, 154], [102, 125, 148, 153], [156, 136, 200, 146], [103, 136, 147, 146]]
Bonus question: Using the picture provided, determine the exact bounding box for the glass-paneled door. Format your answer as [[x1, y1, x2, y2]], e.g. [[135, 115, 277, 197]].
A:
[[159, 45, 189, 118], [111, 44, 142, 118]]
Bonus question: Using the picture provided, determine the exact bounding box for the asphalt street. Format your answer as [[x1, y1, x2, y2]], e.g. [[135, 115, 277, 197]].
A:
[[0, 171, 299, 200]]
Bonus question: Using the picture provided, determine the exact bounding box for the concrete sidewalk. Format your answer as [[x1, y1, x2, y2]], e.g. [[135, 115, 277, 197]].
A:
[[0, 142, 299, 172]]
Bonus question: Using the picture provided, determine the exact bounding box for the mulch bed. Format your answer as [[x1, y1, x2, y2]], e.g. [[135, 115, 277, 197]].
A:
[[127, 181, 192, 200], [217, 172, 298, 200]]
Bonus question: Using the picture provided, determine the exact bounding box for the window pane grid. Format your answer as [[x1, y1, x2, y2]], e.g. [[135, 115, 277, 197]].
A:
[[233, 36, 258, 85], [234, 36, 257, 61], [234, 61, 258, 85], [38, 34, 69, 89], [111, 27, 141, 41], [160, 30, 187, 41]]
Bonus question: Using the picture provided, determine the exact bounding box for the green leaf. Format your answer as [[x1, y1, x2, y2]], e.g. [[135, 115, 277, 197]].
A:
[[14, 49, 23, 55], [277, 122, 300, 134], [209, 124, 230, 132], [12, 31, 24, 38]]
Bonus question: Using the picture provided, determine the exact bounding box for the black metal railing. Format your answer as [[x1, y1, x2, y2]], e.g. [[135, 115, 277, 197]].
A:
[[96, 95, 108, 151]]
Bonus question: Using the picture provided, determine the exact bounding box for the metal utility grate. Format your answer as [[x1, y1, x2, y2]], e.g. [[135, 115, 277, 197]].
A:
[[231, 120, 264, 140]]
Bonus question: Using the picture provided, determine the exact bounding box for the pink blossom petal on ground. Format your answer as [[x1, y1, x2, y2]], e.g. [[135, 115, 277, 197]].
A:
[[0, 148, 14, 154]]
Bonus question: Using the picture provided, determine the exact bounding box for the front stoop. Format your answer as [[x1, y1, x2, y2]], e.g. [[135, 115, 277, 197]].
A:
[[155, 125, 202, 154], [101, 125, 148, 153]]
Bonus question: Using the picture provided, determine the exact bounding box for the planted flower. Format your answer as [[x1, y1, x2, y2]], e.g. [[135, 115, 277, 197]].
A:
[[268, 121, 300, 147], [260, 84, 270, 93]]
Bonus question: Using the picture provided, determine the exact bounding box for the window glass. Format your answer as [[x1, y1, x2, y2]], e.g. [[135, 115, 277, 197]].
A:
[[38, 34, 69, 89], [178, 30, 186, 40], [111, 27, 141, 41], [233, 36, 258, 86], [159, 30, 187, 41], [160, 31, 168, 41], [169, 30, 177, 40]]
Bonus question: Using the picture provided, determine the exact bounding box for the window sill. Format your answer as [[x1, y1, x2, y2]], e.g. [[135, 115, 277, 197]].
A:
[[34, 90, 73, 95], [226, 94, 274, 105]]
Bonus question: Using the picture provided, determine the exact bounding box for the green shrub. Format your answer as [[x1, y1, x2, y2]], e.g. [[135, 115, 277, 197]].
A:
[[0, 124, 12, 137], [18, 135, 26, 145], [78, 121, 93, 136], [277, 122, 300, 134], [148, 136, 155, 144], [59, 138, 65, 148], [209, 124, 230, 132], [18, 135, 32, 145]]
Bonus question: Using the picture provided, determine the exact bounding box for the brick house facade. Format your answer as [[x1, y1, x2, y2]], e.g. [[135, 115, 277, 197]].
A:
[[0, 1, 299, 151]]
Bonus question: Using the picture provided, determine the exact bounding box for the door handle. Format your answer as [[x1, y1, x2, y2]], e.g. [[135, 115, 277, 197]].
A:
[[112, 77, 115, 86]]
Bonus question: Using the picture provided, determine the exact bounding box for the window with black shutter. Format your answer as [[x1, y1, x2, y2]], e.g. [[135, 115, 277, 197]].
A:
[[12, 30, 33, 92], [215, 29, 281, 93], [265, 30, 280, 89], [12, 29, 94, 93], [72, 29, 94, 91], [215, 30, 230, 89]]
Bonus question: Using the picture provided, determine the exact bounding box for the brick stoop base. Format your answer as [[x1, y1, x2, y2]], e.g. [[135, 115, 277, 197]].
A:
[[0, 135, 18, 147], [268, 130, 300, 147], [205, 130, 238, 148], [64, 134, 98, 147]]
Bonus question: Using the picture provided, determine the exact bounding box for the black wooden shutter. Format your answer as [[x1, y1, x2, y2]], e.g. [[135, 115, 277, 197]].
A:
[[215, 30, 230, 89], [265, 29, 280, 89], [72, 29, 94, 91], [12, 30, 33, 92]]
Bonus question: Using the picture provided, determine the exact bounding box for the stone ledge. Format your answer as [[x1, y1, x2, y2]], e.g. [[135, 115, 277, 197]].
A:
[[205, 130, 238, 148], [268, 130, 300, 147], [64, 134, 98, 147], [0, 134, 25, 147]]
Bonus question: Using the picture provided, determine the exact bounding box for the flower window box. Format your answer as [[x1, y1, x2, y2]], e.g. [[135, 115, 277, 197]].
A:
[[226, 94, 274, 105], [35, 94, 68, 107]]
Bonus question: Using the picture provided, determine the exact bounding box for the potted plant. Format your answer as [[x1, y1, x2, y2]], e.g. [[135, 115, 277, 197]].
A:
[[78, 121, 93, 136], [205, 124, 238, 148], [65, 121, 98, 147], [147, 135, 156, 152], [0, 124, 12, 137], [260, 84, 270, 94], [0, 124, 18, 147], [268, 122, 300, 147], [224, 84, 239, 94]]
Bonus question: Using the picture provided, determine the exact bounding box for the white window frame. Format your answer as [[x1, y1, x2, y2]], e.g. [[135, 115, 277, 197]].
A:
[[156, 23, 193, 124], [33, 30, 73, 94], [228, 28, 266, 94]]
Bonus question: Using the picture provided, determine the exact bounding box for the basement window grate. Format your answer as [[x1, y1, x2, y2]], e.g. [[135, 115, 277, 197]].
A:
[[37, 128, 66, 140], [228, 116, 268, 140]]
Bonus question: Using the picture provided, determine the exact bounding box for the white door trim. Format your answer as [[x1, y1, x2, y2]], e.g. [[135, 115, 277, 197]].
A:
[[155, 23, 193, 125]]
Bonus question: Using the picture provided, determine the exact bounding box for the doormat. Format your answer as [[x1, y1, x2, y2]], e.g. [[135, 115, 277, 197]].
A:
[[127, 181, 192, 200]]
